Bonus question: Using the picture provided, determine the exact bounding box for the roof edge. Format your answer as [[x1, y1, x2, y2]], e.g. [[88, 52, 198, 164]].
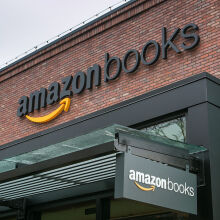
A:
[[0, 0, 137, 73]]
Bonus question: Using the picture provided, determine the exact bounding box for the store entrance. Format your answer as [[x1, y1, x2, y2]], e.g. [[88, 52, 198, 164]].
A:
[[0, 197, 189, 220]]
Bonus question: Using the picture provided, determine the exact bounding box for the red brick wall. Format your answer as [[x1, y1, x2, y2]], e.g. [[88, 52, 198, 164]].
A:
[[0, 0, 219, 146]]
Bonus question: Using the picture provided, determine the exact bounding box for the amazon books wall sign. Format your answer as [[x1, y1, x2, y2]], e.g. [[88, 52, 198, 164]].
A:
[[114, 153, 197, 215], [17, 23, 200, 123]]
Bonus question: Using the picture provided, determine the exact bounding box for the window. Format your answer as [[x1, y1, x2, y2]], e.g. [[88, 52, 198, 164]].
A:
[[41, 201, 96, 220], [141, 117, 186, 143]]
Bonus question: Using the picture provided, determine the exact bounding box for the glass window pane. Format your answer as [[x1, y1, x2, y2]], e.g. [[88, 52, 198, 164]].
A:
[[141, 117, 186, 143], [41, 201, 96, 220], [110, 199, 167, 219], [110, 199, 190, 219]]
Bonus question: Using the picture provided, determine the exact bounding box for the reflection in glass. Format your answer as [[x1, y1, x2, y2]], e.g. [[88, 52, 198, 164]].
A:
[[141, 117, 186, 143], [41, 201, 96, 220], [111, 199, 190, 219]]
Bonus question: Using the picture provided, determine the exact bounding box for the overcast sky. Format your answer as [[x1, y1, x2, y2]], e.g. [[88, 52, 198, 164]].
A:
[[0, 0, 124, 67]]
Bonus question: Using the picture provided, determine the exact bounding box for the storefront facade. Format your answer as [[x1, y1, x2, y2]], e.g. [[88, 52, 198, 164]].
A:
[[0, 0, 219, 219]]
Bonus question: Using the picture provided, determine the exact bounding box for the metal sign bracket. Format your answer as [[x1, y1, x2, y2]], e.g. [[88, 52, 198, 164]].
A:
[[114, 131, 206, 187]]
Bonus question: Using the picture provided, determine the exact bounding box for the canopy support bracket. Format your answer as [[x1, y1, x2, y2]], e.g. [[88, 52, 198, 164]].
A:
[[114, 131, 206, 187]]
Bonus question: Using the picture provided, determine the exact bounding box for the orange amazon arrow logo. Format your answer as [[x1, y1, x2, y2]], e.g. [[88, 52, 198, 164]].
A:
[[26, 98, 71, 123], [134, 181, 156, 191]]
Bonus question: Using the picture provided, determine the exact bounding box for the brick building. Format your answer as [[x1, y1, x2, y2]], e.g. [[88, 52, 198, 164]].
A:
[[0, 0, 219, 219]]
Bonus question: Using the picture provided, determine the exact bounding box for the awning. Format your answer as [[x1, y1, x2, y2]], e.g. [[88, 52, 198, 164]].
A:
[[0, 124, 206, 217]]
